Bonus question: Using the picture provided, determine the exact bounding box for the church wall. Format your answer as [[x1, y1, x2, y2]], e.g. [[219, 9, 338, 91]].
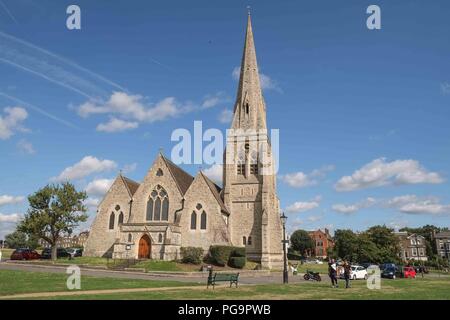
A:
[[84, 178, 131, 257], [180, 175, 231, 251]]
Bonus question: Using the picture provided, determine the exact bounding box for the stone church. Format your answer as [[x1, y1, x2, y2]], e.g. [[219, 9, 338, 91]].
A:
[[84, 14, 283, 269]]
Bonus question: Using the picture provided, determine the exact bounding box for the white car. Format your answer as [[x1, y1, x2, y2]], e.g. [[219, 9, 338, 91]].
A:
[[350, 265, 368, 280]]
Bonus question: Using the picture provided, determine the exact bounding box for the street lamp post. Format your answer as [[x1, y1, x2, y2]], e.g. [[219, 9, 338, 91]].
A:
[[280, 212, 288, 284]]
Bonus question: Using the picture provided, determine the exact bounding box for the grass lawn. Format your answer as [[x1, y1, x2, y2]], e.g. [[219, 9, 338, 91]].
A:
[[0, 269, 200, 296], [42, 276, 450, 300], [0, 249, 14, 261]]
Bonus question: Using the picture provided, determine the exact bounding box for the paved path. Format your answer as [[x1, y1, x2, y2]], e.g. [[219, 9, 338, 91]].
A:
[[0, 284, 223, 300], [0, 262, 307, 285]]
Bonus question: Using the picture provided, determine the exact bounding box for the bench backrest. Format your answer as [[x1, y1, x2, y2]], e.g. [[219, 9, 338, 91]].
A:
[[213, 273, 239, 281]]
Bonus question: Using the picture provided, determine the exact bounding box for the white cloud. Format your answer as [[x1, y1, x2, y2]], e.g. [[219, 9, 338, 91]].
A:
[[441, 82, 450, 95], [17, 139, 35, 154], [335, 158, 444, 192], [85, 178, 114, 196], [0, 195, 25, 207], [387, 195, 450, 215], [232, 66, 281, 92], [201, 92, 230, 109], [51, 156, 117, 182], [122, 163, 137, 174], [218, 109, 233, 124], [0, 107, 28, 140], [203, 164, 223, 185], [285, 196, 321, 213], [84, 197, 100, 208], [96, 117, 139, 133], [77, 92, 185, 123], [0, 213, 21, 223], [280, 165, 335, 188], [332, 197, 376, 214]]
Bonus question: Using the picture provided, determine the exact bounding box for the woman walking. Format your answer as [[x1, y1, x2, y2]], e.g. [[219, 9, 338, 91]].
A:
[[328, 259, 338, 288]]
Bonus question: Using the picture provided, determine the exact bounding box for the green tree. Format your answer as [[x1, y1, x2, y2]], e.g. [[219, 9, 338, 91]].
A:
[[4, 231, 38, 249], [18, 182, 88, 260], [290, 230, 314, 256], [333, 229, 359, 261], [5, 231, 28, 249], [364, 225, 400, 263]]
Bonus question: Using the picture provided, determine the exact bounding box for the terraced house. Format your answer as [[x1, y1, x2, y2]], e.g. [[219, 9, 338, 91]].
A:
[[84, 14, 284, 269]]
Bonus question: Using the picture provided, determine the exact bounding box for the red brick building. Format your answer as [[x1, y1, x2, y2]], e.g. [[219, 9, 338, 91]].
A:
[[307, 229, 334, 259]]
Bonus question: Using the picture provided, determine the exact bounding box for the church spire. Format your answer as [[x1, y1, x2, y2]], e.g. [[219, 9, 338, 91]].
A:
[[231, 12, 267, 130]]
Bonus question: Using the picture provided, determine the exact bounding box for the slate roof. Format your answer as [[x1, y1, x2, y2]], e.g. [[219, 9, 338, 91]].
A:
[[161, 154, 195, 196]]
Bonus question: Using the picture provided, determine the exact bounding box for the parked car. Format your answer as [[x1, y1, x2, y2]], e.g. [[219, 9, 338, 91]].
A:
[[10, 248, 41, 260], [381, 266, 398, 279], [66, 248, 83, 258], [380, 263, 396, 271], [339, 265, 368, 280], [41, 248, 70, 259], [402, 266, 417, 278]]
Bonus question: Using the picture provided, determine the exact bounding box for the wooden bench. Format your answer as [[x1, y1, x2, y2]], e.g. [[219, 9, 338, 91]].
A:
[[207, 272, 239, 289]]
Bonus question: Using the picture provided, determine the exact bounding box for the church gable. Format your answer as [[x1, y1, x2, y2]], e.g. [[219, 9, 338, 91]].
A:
[[84, 175, 133, 257], [128, 153, 192, 224]]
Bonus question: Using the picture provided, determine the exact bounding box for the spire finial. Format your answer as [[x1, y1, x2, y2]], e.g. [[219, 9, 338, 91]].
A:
[[247, 5, 251, 16], [159, 147, 164, 154]]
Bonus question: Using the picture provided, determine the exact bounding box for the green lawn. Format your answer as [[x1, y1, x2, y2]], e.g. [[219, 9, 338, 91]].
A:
[[42, 276, 450, 300], [0, 249, 14, 261], [0, 269, 200, 296]]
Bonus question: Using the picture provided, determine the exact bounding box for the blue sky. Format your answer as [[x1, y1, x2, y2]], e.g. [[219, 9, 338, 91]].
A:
[[1, 0, 450, 238]]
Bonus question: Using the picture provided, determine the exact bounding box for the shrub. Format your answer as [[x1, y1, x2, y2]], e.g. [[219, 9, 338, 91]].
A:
[[209, 245, 235, 266], [180, 247, 204, 264], [232, 247, 246, 258], [229, 256, 246, 269]]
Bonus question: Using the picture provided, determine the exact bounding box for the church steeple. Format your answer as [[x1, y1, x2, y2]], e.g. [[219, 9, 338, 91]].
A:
[[231, 12, 267, 130]]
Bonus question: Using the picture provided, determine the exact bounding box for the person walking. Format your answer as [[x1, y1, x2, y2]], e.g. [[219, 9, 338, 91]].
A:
[[328, 259, 338, 288], [343, 260, 351, 288]]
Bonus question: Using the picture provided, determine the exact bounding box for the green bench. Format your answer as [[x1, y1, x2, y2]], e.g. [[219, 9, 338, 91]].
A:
[[207, 271, 240, 289]]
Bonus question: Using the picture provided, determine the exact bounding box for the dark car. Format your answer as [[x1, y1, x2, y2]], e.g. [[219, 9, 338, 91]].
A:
[[66, 248, 83, 257], [10, 248, 41, 260], [381, 266, 399, 279], [379, 263, 396, 271], [41, 248, 71, 259]]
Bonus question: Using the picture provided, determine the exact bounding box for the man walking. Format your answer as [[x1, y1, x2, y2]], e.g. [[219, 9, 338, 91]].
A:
[[343, 260, 351, 288], [328, 259, 338, 288]]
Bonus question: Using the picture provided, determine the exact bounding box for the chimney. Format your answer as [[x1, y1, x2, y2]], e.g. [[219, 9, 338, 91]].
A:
[[325, 228, 329, 236]]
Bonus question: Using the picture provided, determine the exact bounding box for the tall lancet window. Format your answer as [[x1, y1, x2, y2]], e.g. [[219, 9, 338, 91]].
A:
[[250, 151, 258, 175], [146, 185, 169, 221], [237, 151, 245, 175]]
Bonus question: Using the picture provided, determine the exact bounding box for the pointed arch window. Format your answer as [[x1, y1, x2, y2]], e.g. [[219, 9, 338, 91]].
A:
[[243, 236, 247, 245], [200, 211, 207, 230], [245, 103, 249, 115], [118, 212, 124, 225], [250, 151, 258, 175], [158, 233, 163, 243], [128, 233, 132, 242], [146, 185, 169, 221], [109, 212, 115, 230], [248, 236, 252, 245], [191, 211, 197, 230], [237, 151, 245, 175]]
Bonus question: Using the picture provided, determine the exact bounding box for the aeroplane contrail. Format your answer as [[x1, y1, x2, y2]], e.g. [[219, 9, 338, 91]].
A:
[[0, 0, 18, 24], [0, 92, 80, 130]]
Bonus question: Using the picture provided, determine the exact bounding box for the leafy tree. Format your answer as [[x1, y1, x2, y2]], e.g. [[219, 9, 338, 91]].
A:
[[290, 230, 314, 256], [333, 229, 359, 261], [5, 231, 28, 249], [364, 225, 400, 263], [18, 183, 88, 260]]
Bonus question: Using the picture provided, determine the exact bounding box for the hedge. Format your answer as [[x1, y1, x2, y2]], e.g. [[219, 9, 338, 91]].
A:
[[180, 247, 204, 264], [229, 256, 246, 269], [232, 247, 246, 258], [209, 245, 235, 266]]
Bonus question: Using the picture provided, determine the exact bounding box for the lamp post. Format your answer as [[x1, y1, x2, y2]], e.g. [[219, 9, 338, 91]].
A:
[[280, 212, 288, 284]]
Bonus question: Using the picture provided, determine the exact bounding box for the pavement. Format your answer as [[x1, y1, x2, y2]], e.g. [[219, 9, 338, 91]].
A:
[[0, 261, 307, 285]]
